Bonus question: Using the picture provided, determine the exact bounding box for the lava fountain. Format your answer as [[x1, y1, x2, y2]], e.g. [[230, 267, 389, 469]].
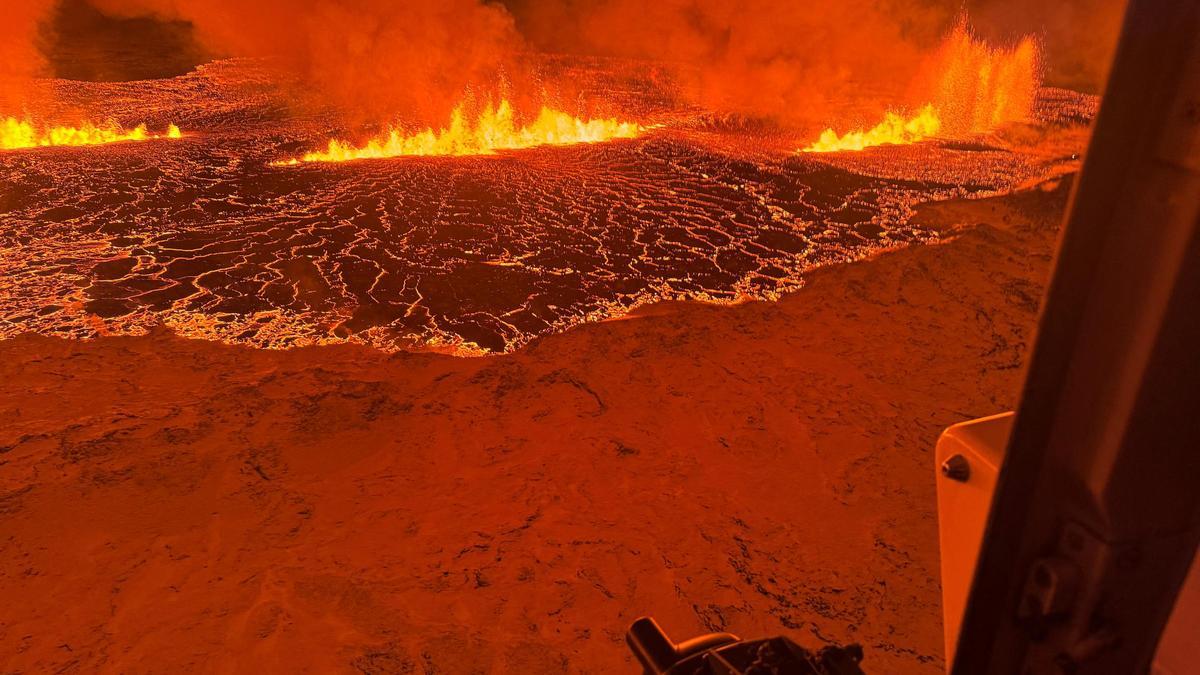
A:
[[803, 105, 942, 153], [803, 21, 1041, 153], [274, 99, 642, 165], [0, 35, 1096, 355], [1, 117, 183, 150]]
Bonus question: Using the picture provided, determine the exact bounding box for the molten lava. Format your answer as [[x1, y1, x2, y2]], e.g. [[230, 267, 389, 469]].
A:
[[802, 21, 1040, 154], [929, 22, 1040, 135], [275, 99, 641, 165], [803, 105, 941, 153], [1, 118, 182, 151]]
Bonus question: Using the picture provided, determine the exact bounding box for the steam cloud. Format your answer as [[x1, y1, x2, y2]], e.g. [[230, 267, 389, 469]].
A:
[[969, 0, 1126, 91], [0, 0, 56, 111], [87, 0, 527, 124], [507, 0, 1125, 125], [507, 0, 951, 125], [2, 0, 1126, 125]]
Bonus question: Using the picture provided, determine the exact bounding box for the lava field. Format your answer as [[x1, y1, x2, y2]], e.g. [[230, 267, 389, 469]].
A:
[[0, 59, 1096, 353]]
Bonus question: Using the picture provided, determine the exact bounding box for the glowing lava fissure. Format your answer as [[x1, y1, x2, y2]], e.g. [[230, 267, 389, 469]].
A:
[[275, 99, 642, 165], [803, 21, 1041, 154], [1, 117, 183, 150], [803, 105, 941, 153], [1, 58, 1097, 356]]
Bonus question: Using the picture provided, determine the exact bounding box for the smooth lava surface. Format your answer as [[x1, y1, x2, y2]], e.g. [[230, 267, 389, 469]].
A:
[[0, 58, 1096, 354]]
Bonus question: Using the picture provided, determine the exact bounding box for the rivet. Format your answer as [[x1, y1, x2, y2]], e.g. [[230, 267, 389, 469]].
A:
[[942, 454, 971, 482]]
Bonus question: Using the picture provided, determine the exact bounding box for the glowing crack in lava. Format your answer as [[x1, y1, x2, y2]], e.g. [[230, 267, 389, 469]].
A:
[[0, 58, 1098, 354], [803, 22, 1040, 153], [1, 117, 182, 150], [275, 99, 641, 165]]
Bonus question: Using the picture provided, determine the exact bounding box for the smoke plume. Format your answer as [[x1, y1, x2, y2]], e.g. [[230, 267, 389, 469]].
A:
[[3, 0, 1127, 126], [506, 0, 1126, 126], [970, 0, 1126, 92], [507, 0, 956, 126], [88, 0, 528, 125], [0, 0, 55, 112]]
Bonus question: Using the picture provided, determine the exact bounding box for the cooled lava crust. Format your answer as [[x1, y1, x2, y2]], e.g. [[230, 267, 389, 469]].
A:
[[0, 59, 1095, 354]]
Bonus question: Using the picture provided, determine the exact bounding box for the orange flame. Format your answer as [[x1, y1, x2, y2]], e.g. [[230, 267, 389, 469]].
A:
[[276, 99, 641, 165], [802, 105, 941, 153], [1, 118, 183, 151], [802, 21, 1040, 154]]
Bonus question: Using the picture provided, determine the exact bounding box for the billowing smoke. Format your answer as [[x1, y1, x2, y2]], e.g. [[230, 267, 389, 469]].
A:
[[506, 0, 957, 126], [0, 0, 56, 111], [505, 0, 1125, 127], [2, 0, 1126, 126], [87, 0, 528, 125], [970, 0, 1126, 92]]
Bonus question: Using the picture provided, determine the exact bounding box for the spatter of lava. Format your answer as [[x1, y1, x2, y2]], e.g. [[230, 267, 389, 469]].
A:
[[274, 99, 642, 165], [803, 105, 942, 153], [1, 117, 183, 150], [803, 21, 1040, 154]]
